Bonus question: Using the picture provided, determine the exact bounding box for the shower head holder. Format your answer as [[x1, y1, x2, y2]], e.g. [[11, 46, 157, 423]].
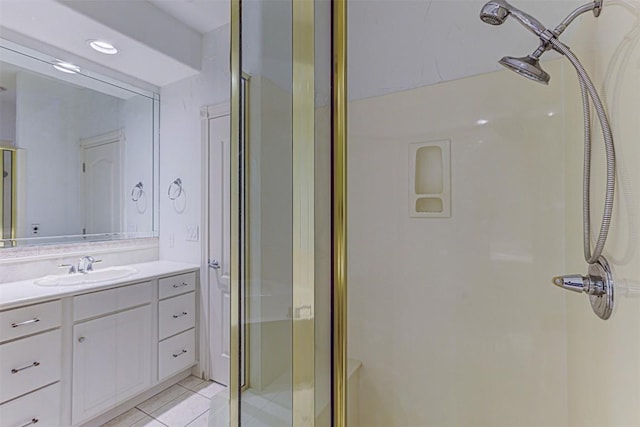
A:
[[480, 0, 605, 82]]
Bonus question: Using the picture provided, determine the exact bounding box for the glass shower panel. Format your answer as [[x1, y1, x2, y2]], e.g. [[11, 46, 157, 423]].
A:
[[345, 1, 640, 426], [240, 1, 293, 425]]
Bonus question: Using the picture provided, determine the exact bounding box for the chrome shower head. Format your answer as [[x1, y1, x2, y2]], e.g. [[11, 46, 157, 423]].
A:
[[479, 0, 548, 37], [499, 55, 550, 84], [480, 0, 510, 25]]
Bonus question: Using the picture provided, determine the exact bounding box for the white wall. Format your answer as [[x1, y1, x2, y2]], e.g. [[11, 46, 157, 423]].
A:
[[564, 4, 640, 426], [0, 97, 15, 142], [347, 60, 568, 426], [159, 24, 230, 263], [348, 0, 584, 100], [120, 95, 155, 234]]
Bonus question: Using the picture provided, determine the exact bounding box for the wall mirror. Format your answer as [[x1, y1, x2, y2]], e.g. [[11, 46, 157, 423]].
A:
[[0, 39, 160, 248]]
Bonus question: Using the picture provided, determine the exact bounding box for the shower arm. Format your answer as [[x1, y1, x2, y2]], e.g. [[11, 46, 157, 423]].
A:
[[529, 0, 604, 59], [554, 0, 603, 35]]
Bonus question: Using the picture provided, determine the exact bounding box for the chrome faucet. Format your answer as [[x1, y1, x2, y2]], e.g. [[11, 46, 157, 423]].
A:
[[77, 256, 102, 274]]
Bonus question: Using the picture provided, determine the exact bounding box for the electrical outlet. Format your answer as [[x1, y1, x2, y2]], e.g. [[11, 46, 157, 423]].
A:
[[186, 225, 199, 242], [31, 224, 40, 235]]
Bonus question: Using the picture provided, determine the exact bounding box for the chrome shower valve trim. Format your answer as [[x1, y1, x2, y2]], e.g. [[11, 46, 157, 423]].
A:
[[552, 256, 615, 320]]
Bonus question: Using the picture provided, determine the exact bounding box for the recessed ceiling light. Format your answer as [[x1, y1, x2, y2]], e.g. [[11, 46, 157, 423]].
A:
[[88, 40, 118, 55], [53, 60, 80, 74]]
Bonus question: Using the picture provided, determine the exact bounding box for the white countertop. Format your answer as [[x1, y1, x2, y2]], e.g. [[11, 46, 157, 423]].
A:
[[0, 260, 199, 310]]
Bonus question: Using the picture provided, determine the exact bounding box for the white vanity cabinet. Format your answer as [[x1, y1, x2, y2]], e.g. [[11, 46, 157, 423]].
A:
[[71, 282, 153, 425], [0, 262, 199, 427], [0, 300, 63, 426]]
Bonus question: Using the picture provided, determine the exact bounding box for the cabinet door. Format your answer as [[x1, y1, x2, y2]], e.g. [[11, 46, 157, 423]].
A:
[[72, 305, 151, 424]]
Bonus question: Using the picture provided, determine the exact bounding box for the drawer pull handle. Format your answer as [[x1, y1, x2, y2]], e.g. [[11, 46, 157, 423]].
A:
[[172, 282, 189, 289], [11, 318, 40, 328], [172, 349, 188, 358], [19, 418, 39, 427], [11, 361, 40, 374], [172, 311, 188, 319]]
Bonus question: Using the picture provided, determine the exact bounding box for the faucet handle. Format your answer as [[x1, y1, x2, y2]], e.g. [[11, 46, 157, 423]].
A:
[[58, 263, 77, 274], [78, 256, 102, 273], [88, 259, 103, 271]]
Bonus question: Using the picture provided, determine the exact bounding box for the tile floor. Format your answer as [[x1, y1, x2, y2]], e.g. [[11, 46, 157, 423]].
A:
[[102, 376, 229, 427], [102, 374, 292, 427]]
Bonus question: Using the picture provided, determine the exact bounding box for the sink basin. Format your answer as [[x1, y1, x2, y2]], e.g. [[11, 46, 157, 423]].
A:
[[34, 266, 138, 286]]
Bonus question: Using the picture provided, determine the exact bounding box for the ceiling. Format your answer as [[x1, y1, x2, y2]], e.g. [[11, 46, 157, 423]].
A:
[[148, 0, 229, 35], [0, 0, 230, 88]]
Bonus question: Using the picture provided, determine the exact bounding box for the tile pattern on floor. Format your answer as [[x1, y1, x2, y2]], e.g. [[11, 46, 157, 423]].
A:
[[102, 376, 228, 427], [104, 374, 295, 427]]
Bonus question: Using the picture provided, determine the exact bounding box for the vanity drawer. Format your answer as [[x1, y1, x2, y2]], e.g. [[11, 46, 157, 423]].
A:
[[159, 272, 196, 300], [0, 300, 62, 343], [74, 281, 152, 321], [0, 382, 61, 427], [159, 292, 196, 340], [0, 329, 61, 404], [158, 328, 195, 380]]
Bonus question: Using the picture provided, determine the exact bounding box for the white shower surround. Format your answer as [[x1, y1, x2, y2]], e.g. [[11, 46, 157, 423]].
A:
[[348, 1, 640, 426]]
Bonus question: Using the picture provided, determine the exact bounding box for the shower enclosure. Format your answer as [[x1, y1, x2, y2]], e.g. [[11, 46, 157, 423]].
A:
[[230, 0, 640, 425]]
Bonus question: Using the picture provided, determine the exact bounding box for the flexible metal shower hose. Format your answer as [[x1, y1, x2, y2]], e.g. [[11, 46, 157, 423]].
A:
[[550, 38, 616, 264]]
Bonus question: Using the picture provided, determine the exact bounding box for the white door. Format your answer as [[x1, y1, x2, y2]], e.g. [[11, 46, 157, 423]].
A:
[[208, 113, 231, 385], [82, 132, 122, 235]]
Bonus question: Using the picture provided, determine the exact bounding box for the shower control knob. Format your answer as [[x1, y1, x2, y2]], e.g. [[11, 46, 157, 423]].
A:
[[553, 274, 587, 293], [552, 274, 605, 296], [551, 256, 614, 320]]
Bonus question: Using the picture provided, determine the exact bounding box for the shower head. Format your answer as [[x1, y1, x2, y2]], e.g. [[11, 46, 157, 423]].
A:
[[479, 0, 549, 37], [480, 0, 510, 25], [499, 55, 551, 84]]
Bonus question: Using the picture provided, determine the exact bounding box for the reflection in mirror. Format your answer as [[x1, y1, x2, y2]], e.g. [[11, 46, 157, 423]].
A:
[[0, 40, 159, 248], [0, 146, 16, 245]]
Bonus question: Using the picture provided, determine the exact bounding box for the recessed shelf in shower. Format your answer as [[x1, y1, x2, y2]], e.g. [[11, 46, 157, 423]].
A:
[[409, 140, 451, 218]]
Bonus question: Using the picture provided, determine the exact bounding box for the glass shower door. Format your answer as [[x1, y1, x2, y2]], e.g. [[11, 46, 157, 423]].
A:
[[231, 0, 332, 425]]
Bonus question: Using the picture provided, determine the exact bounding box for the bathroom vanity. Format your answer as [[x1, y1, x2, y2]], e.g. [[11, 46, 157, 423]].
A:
[[0, 261, 199, 427]]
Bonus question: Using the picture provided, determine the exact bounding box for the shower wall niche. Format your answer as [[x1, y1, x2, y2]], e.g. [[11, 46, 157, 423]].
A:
[[409, 140, 451, 217]]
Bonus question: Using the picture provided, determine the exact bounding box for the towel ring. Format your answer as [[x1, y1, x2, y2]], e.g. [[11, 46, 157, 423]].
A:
[[131, 182, 144, 202], [168, 178, 183, 200]]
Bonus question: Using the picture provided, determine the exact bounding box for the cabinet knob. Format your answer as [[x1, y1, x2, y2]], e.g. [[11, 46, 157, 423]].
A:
[[78, 337, 86, 343]]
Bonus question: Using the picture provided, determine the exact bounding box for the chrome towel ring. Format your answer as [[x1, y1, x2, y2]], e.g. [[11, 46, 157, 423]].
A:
[[168, 178, 183, 200], [131, 182, 144, 202]]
